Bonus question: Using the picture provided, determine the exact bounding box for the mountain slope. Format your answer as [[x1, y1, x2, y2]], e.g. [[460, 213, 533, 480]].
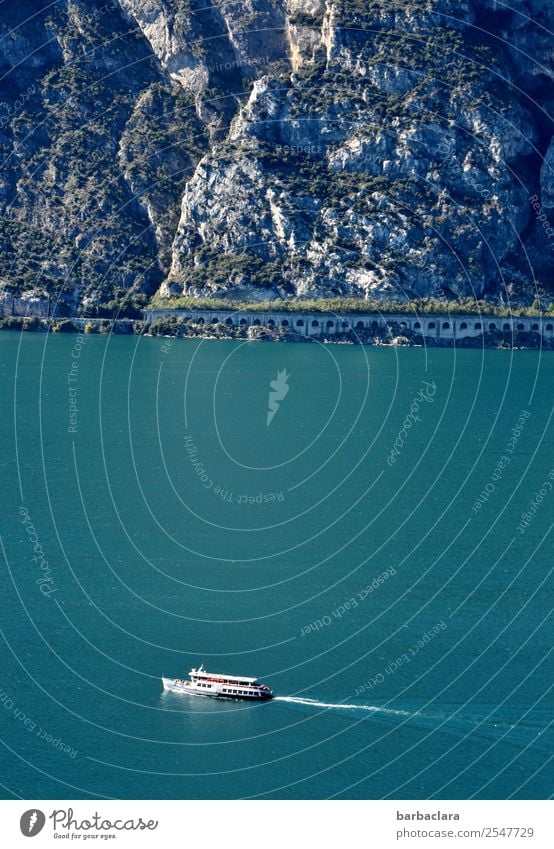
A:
[[0, 0, 553, 315]]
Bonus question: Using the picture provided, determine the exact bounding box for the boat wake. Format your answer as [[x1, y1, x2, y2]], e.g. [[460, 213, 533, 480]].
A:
[[274, 696, 411, 718], [273, 697, 552, 752]]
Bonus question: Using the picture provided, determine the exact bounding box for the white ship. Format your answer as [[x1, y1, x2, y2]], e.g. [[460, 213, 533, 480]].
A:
[[162, 664, 273, 701]]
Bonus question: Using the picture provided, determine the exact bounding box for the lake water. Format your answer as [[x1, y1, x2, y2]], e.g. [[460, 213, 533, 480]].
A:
[[0, 331, 552, 799]]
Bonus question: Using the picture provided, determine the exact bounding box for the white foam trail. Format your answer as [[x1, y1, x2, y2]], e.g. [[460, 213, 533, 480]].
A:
[[274, 698, 552, 751], [274, 696, 411, 717]]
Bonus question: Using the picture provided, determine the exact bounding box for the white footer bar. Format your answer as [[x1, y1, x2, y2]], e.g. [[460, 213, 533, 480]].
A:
[[1, 800, 550, 848]]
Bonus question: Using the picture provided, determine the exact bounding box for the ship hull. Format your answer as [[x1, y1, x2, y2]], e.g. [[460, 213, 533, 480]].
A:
[[162, 677, 273, 701]]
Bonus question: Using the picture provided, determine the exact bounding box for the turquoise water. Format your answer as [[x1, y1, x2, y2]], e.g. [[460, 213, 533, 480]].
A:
[[0, 331, 552, 799]]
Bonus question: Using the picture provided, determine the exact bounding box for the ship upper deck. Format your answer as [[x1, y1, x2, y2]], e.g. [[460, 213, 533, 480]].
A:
[[190, 668, 258, 684]]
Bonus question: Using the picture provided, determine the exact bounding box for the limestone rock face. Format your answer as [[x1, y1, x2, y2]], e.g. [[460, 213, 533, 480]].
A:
[[541, 140, 554, 209], [0, 0, 553, 312], [168, 0, 546, 302]]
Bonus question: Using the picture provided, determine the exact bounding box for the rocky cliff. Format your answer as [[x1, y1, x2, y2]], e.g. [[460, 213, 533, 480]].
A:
[[0, 0, 552, 315]]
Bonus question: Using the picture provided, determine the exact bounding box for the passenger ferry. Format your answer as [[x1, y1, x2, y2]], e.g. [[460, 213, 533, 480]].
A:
[[162, 665, 273, 701]]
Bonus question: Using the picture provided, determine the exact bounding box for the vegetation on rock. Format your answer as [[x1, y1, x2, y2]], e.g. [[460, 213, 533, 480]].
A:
[[0, 1, 552, 315]]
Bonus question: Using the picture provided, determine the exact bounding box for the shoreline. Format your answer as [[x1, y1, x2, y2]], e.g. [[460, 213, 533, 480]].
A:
[[1, 316, 553, 350]]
